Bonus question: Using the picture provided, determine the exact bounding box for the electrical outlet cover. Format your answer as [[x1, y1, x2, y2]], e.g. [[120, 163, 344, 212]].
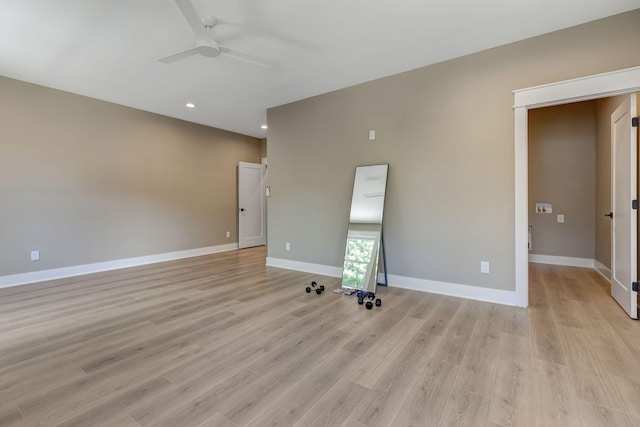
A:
[[480, 261, 490, 274], [535, 203, 552, 214]]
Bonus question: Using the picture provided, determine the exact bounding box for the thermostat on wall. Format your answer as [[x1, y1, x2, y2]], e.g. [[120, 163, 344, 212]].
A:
[[535, 203, 552, 214]]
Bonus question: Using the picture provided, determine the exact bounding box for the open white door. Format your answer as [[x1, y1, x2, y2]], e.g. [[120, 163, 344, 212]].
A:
[[610, 94, 637, 319], [238, 161, 266, 249]]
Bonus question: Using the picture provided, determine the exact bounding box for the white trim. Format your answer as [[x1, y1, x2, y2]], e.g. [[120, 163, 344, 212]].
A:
[[514, 66, 640, 109], [238, 161, 267, 249], [265, 257, 343, 278], [528, 254, 594, 268], [266, 258, 517, 306], [0, 243, 238, 289], [513, 66, 640, 309], [594, 260, 612, 282], [514, 106, 529, 308], [386, 274, 517, 306]]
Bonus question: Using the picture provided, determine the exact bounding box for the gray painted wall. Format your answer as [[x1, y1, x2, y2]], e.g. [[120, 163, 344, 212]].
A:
[[266, 10, 640, 292], [528, 102, 596, 259], [0, 77, 261, 276]]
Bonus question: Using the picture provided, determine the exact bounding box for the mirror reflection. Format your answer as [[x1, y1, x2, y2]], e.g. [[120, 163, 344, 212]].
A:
[[341, 164, 388, 292]]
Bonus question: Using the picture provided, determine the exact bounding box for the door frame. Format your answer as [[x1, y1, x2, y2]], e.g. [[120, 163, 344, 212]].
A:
[[513, 66, 640, 307], [238, 161, 267, 249]]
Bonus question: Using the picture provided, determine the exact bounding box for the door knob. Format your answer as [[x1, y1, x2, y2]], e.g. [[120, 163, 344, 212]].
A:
[[240, 208, 245, 212], [605, 212, 613, 218]]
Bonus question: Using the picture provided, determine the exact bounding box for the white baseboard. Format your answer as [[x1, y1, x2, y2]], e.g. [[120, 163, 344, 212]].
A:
[[594, 260, 612, 282], [528, 254, 595, 268], [0, 243, 238, 289], [386, 274, 518, 306], [266, 257, 518, 306], [265, 257, 342, 278]]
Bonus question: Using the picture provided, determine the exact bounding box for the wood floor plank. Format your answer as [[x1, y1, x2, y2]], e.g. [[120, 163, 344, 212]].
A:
[[529, 307, 566, 365], [221, 330, 354, 425], [487, 334, 534, 427], [452, 322, 500, 396], [607, 373, 640, 420], [195, 413, 238, 427], [292, 379, 367, 427], [18, 344, 204, 426], [558, 325, 626, 411], [343, 316, 424, 388], [528, 264, 550, 310], [431, 300, 481, 365], [438, 387, 490, 427], [244, 349, 354, 427], [131, 369, 261, 427], [341, 418, 367, 427], [389, 357, 459, 426], [579, 401, 639, 427], [54, 376, 172, 427], [341, 311, 404, 355], [351, 332, 441, 427], [531, 359, 581, 427], [0, 405, 24, 427], [0, 252, 638, 426], [418, 295, 462, 337]]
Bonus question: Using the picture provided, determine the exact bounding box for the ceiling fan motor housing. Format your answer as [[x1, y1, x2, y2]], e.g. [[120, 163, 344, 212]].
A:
[[196, 39, 221, 57]]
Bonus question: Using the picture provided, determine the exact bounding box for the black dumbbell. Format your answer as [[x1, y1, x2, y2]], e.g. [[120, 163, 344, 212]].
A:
[[375, 299, 382, 307], [356, 291, 367, 304], [305, 281, 325, 294], [358, 291, 374, 307]]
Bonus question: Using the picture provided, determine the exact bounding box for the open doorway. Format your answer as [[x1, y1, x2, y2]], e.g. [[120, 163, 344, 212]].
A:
[[513, 66, 640, 317], [527, 95, 638, 318], [528, 101, 597, 269]]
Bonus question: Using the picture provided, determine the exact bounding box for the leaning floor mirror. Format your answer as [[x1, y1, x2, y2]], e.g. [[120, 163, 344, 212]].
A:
[[341, 164, 389, 293]]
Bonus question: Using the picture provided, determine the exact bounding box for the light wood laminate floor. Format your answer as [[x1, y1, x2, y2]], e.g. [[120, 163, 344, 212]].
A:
[[1, 247, 639, 426]]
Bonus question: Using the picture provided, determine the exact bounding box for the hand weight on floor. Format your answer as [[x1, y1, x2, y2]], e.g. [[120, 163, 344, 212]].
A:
[[305, 281, 325, 295]]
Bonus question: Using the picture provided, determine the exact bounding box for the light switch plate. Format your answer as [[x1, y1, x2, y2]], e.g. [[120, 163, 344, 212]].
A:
[[557, 214, 565, 223]]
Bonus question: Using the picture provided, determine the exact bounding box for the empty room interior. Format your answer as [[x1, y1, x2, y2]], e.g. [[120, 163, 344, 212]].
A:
[[1, 2, 640, 427]]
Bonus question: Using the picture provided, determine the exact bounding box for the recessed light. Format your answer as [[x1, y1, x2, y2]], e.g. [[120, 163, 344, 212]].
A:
[[186, 103, 195, 108], [261, 125, 268, 129]]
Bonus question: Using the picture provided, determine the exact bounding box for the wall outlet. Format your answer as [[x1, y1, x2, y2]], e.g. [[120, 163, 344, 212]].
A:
[[31, 250, 40, 261], [557, 214, 565, 223], [480, 261, 490, 274], [226, 231, 231, 238], [535, 203, 552, 214], [368, 130, 376, 140], [285, 242, 291, 251]]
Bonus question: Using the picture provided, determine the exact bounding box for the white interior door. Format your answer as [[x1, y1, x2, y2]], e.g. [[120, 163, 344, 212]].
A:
[[610, 94, 637, 319], [238, 161, 266, 249]]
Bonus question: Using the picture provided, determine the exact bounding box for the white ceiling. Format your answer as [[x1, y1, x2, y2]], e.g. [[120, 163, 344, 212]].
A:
[[0, 1, 637, 138]]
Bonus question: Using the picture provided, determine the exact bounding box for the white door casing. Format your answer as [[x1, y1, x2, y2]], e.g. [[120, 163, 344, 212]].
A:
[[610, 94, 637, 319], [513, 66, 640, 308], [238, 161, 266, 249]]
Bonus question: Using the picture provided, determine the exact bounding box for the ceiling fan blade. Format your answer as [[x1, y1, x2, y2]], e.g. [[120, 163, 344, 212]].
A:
[[219, 46, 274, 69], [158, 48, 198, 63], [174, 0, 207, 38]]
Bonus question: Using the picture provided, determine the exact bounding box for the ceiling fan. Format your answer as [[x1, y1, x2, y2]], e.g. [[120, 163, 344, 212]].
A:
[[159, 0, 273, 68]]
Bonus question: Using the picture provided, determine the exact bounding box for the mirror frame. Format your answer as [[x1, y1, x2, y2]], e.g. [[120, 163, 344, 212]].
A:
[[340, 164, 389, 292]]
